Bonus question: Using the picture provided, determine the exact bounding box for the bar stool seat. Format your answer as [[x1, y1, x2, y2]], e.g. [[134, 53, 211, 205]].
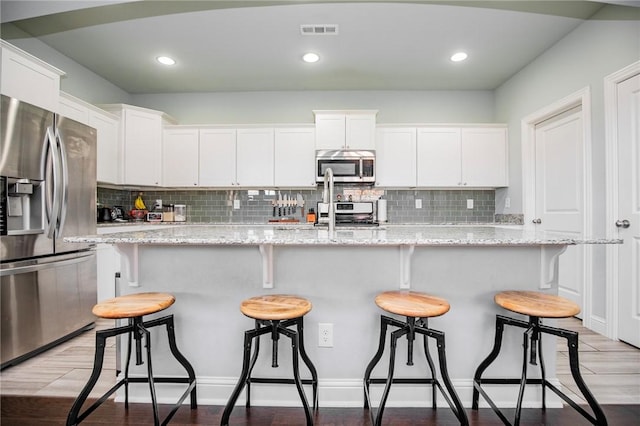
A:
[[364, 290, 468, 426], [241, 294, 312, 320], [472, 290, 607, 425], [375, 290, 450, 318], [494, 291, 581, 318], [67, 292, 197, 426], [222, 294, 318, 426]]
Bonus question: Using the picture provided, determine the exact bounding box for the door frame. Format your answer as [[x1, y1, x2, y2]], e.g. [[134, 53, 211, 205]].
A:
[[604, 60, 640, 341], [521, 87, 593, 327]]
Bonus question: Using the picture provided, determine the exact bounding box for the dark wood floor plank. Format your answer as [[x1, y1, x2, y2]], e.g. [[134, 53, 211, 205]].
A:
[[2, 396, 639, 425]]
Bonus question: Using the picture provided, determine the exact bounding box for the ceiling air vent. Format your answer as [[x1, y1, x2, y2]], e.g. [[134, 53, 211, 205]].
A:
[[300, 24, 339, 35]]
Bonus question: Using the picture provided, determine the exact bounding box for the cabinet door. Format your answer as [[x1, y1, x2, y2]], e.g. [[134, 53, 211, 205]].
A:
[[123, 109, 162, 186], [346, 113, 376, 149], [199, 128, 237, 186], [1, 43, 61, 111], [163, 128, 199, 187], [274, 128, 316, 187], [417, 128, 461, 187], [315, 114, 346, 149], [461, 128, 508, 187], [90, 110, 119, 184], [376, 127, 416, 187], [237, 128, 274, 186]]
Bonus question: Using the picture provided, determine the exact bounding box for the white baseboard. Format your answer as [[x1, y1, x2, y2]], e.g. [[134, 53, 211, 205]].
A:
[[117, 376, 563, 409]]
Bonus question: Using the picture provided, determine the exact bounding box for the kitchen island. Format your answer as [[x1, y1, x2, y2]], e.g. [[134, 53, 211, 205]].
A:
[[68, 224, 619, 409]]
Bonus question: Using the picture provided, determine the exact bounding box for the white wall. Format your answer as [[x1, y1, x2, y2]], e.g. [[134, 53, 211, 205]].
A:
[[494, 5, 640, 319], [130, 90, 495, 125], [4, 24, 131, 104]]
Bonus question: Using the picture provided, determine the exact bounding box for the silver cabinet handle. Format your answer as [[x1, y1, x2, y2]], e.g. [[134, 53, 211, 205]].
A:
[[615, 220, 630, 228], [532, 218, 542, 224]]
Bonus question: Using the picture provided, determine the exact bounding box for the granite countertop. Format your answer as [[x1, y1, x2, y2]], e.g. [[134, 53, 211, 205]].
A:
[[71, 224, 621, 246]]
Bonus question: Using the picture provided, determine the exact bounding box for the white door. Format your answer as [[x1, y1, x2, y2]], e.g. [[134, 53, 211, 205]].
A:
[[534, 106, 585, 312], [616, 73, 640, 347]]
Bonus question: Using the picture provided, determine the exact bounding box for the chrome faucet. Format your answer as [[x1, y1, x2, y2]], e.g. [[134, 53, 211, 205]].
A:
[[322, 167, 335, 235]]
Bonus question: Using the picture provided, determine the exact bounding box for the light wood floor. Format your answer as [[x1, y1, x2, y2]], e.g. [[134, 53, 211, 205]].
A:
[[1, 318, 638, 405]]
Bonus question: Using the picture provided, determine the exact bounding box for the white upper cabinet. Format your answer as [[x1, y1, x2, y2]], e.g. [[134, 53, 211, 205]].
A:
[[236, 128, 274, 186], [417, 128, 462, 187], [376, 127, 417, 187], [89, 109, 119, 185], [1, 40, 63, 112], [461, 127, 508, 187], [416, 126, 508, 188], [199, 128, 237, 186], [163, 127, 199, 187], [59, 92, 119, 184], [274, 127, 316, 187], [314, 110, 377, 150], [100, 104, 176, 187]]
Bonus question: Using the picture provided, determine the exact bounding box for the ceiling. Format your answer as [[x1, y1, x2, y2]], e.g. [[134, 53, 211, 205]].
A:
[[1, 1, 638, 94]]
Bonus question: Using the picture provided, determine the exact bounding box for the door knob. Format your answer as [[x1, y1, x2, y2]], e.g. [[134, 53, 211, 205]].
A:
[[532, 218, 542, 224], [615, 219, 630, 228]]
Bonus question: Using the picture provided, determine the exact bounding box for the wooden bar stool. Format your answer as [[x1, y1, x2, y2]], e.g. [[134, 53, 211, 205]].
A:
[[363, 290, 468, 426], [67, 292, 197, 426], [472, 290, 607, 425], [221, 294, 318, 426]]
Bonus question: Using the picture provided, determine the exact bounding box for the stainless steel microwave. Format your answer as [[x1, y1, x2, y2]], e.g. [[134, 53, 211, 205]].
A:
[[316, 149, 375, 183]]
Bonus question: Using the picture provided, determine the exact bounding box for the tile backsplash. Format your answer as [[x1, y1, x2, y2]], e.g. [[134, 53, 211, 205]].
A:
[[97, 186, 497, 224]]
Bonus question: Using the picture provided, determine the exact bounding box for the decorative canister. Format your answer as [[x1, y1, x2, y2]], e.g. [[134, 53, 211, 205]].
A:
[[174, 204, 187, 222]]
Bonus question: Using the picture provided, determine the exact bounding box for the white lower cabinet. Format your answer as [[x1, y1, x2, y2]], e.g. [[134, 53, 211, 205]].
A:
[[375, 127, 417, 187], [274, 127, 316, 187]]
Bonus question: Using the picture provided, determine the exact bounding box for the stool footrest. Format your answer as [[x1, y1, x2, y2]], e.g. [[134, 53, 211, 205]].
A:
[[368, 377, 438, 385], [248, 377, 316, 385]]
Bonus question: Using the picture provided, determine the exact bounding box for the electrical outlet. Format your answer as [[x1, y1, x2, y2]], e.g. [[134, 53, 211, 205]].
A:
[[318, 323, 333, 347], [233, 199, 240, 209], [415, 199, 422, 209], [467, 199, 474, 209], [505, 197, 511, 208]]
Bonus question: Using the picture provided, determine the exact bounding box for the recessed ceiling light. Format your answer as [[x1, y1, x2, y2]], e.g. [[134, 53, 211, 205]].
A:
[[450, 52, 468, 62], [302, 53, 320, 63], [156, 56, 176, 66]]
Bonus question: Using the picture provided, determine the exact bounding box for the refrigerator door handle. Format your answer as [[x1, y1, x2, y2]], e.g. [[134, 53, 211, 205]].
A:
[[54, 128, 69, 235], [45, 126, 60, 239], [0, 251, 94, 276]]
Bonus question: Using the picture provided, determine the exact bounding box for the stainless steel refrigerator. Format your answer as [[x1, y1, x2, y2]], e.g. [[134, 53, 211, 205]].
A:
[[1, 94, 97, 369]]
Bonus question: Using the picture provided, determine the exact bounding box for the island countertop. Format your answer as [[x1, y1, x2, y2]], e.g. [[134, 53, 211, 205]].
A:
[[69, 224, 620, 246]]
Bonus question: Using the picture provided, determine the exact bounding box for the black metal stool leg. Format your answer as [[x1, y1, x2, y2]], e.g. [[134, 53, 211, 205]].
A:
[[279, 326, 313, 426], [296, 317, 319, 410], [221, 329, 256, 426], [364, 315, 389, 410], [514, 327, 533, 426], [66, 331, 108, 426], [420, 319, 438, 409], [472, 315, 506, 410], [374, 328, 405, 426], [162, 315, 198, 410], [124, 322, 134, 409], [245, 320, 262, 408], [536, 327, 547, 411], [565, 331, 608, 425], [138, 322, 160, 426]]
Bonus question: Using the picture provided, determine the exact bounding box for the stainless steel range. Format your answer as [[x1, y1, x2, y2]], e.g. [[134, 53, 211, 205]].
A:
[[316, 201, 377, 226]]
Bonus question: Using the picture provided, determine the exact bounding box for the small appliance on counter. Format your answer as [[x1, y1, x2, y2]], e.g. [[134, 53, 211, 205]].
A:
[[97, 206, 114, 222], [174, 204, 187, 222], [316, 201, 377, 226], [376, 197, 388, 223]]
